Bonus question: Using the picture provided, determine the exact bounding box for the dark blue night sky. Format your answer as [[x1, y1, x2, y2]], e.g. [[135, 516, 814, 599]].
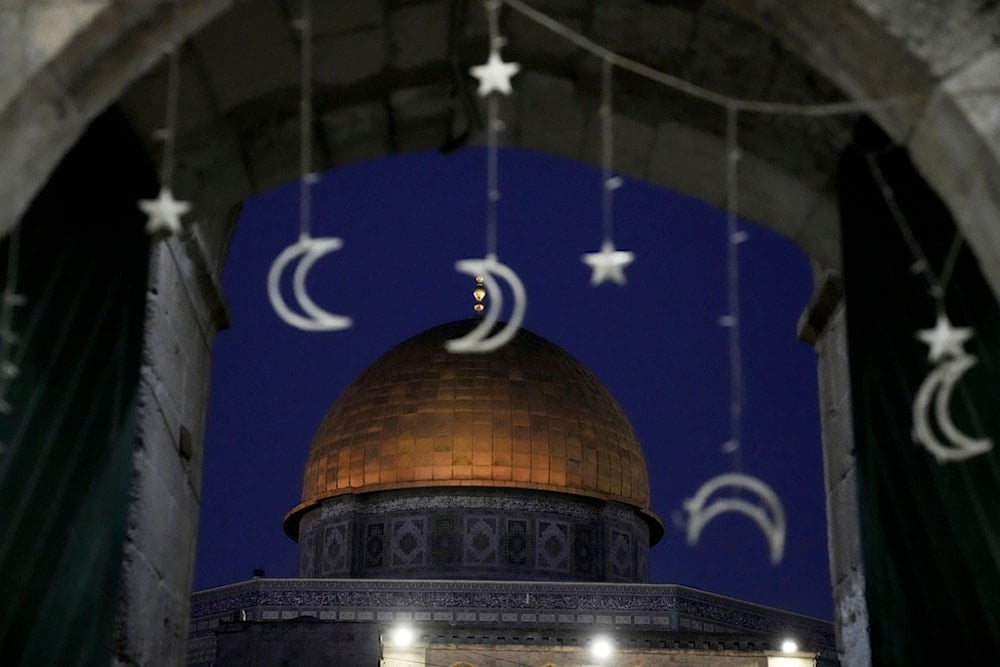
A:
[[194, 147, 831, 620]]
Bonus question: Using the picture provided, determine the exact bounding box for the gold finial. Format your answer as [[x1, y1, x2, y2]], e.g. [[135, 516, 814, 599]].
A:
[[473, 276, 486, 316]]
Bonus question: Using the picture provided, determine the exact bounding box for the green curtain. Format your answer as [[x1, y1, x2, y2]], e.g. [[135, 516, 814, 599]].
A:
[[0, 110, 155, 666], [840, 121, 1000, 664]]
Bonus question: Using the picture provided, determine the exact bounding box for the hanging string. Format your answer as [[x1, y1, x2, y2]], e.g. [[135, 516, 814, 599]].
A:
[[298, 0, 315, 241], [502, 0, 940, 118], [724, 105, 744, 473], [483, 0, 504, 258], [265, 0, 352, 332], [866, 151, 965, 309], [159, 0, 182, 189], [600, 56, 615, 243], [0, 16, 30, 421], [679, 105, 789, 562], [0, 227, 25, 411], [486, 94, 500, 258], [485, 0, 503, 44]]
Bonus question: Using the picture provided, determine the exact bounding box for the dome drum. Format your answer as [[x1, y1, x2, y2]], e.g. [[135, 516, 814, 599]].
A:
[[296, 488, 651, 583]]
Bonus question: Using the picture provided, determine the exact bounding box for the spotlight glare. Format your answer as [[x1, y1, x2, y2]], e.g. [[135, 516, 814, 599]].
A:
[[781, 638, 799, 654], [591, 636, 614, 660], [389, 625, 414, 647]]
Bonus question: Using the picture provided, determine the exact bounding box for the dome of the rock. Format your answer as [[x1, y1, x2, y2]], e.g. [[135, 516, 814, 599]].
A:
[[284, 321, 662, 582]]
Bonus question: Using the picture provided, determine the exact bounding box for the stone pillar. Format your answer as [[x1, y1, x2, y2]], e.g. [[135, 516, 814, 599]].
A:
[[797, 268, 870, 667], [114, 222, 229, 666]]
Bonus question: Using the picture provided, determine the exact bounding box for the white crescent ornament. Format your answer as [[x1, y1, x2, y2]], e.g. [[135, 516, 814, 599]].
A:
[[267, 235, 353, 332], [912, 313, 993, 462], [445, 254, 526, 353], [683, 472, 786, 565]]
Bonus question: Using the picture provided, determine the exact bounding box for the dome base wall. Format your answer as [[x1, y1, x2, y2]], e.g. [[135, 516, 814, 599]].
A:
[[296, 488, 651, 583]]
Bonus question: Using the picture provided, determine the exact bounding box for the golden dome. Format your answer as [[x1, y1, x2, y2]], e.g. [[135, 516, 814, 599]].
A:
[[285, 321, 660, 537]]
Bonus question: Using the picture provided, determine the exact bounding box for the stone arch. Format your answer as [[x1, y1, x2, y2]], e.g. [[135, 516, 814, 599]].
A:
[[3, 1, 1000, 665], [1, 1, 999, 291]]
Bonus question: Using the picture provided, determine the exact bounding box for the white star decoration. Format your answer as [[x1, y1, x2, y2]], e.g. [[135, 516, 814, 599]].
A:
[[138, 187, 191, 236], [470, 50, 520, 96], [581, 240, 635, 286], [916, 313, 974, 362]]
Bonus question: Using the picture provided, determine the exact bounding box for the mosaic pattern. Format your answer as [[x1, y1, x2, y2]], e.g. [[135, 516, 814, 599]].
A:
[[286, 321, 658, 538], [536, 520, 570, 572], [363, 523, 384, 569], [463, 516, 499, 567], [390, 517, 427, 567], [297, 490, 650, 582], [431, 515, 460, 567], [321, 522, 349, 575], [189, 579, 839, 662], [609, 530, 634, 581], [573, 526, 595, 578], [300, 533, 316, 576], [505, 519, 530, 568]]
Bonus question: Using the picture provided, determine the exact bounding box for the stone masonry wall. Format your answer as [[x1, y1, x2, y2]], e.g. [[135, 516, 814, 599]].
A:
[[798, 270, 869, 667], [114, 223, 229, 666]]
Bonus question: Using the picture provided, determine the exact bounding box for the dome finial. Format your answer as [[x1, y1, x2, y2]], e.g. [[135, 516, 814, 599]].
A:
[[472, 276, 487, 317]]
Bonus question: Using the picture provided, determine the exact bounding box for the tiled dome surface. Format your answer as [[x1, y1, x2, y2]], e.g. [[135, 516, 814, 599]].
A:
[[287, 321, 654, 526]]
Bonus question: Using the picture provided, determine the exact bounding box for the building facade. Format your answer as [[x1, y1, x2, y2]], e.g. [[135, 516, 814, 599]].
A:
[[189, 321, 836, 665]]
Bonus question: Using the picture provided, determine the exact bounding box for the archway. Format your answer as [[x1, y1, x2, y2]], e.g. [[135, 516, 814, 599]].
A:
[[1, 1, 998, 665]]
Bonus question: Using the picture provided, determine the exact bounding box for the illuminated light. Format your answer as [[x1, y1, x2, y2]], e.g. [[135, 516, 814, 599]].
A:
[[781, 638, 799, 654], [591, 636, 614, 660], [389, 625, 414, 647]]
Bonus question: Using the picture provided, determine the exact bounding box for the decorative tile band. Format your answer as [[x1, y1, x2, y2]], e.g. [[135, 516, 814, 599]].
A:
[[190, 578, 836, 652], [297, 488, 650, 582]]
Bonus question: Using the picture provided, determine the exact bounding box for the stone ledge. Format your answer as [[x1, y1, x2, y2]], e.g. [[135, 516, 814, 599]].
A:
[[797, 269, 844, 345]]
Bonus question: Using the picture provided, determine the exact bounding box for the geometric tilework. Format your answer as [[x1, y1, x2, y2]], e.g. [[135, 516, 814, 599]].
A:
[[298, 489, 651, 582], [321, 521, 349, 575], [535, 520, 570, 572], [299, 532, 317, 578], [390, 517, 427, 568], [463, 516, 499, 568], [609, 529, 634, 581], [364, 523, 384, 569], [573, 525, 594, 578], [505, 519, 530, 569], [190, 578, 840, 663], [431, 515, 460, 568]]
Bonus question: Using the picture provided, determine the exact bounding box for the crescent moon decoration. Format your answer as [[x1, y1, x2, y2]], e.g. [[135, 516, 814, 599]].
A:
[[267, 236, 353, 332], [445, 254, 526, 353], [912, 313, 993, 463], [683, 472, 787, 565]]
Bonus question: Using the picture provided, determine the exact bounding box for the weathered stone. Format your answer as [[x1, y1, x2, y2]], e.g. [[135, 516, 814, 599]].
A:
[[832, 569, 871, 666], [909, 49, 1000, 300], [320, 101, 391, 165], [192, 1, 298, 113], [591, 0, 694, 62], [314, 29, 388, 86], [312, 0, 383, 37], [579, 111, 656, 179], [389, 1, 449, 69], [389, 83, 454, 152], [514, 71, 587, 161]]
